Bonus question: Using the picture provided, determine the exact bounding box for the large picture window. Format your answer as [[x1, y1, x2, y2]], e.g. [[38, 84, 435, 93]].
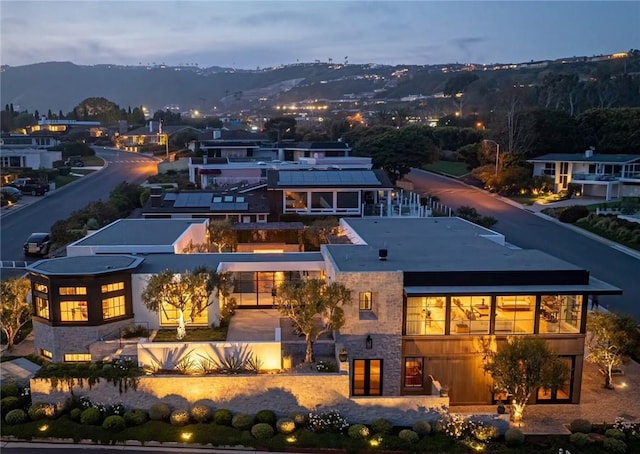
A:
[[337, 191, 359, 208], [540, 295, 582, 334], [406, 296, 446, 335], [404, 357, 423, 388], [450, 296, 491, 335], [35, 296, 50, 319], [311, 192, 333, 210], [60, 301, 88, 322], [102, 296, 126, 319], [495, 295, 535, 334], [285, 191, 308, 210]]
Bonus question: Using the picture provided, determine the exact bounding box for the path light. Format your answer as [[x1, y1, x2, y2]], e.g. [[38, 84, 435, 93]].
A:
[[181, 432, 193, 441], [286, 435, 297, 443], [39, 424, 49, 432]]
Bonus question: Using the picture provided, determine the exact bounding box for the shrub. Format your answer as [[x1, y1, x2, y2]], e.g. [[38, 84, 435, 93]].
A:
[[149, 402, 171, 421], [102, 415, 126, 432], [170, 409, 191, 426], [1, 384, 19, 398], [1, 397, 20, 414], [604, 437, 627, 453], [473, 424, 500, 441], [80, 407, 102, 425], [70, 408, 83, 422], [315, 360, 337, 372], [348, 423, 370, 440], [308, 409, 348, 433], [190, 404, 212, 423], [606, 428, 626, 440], [5, 409, 27, 425], [398, 429, 419, 443], [123, 409, 148, 426], [559, 205, 589, 223], [255, 409, 277, 426], [214, 408, 233, 426], [120, 324, 150, 339], [28, 402, 56, 420], [232, 413, 254, 430], [290, 411, 308, 428], [570, 418, 592, 434], [276, 418, 296, 434], [371, 418, 393, 434], [251, 422, 275, 440], [570, 432, 592, 447], [505, 428, 525, 447], [412, 420, 432, 436], [432, 419, 444, 433]]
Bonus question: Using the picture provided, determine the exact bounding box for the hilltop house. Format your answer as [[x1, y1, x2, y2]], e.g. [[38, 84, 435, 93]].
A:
[[26, 216, 619, 407], [529, 149, 640, 200]]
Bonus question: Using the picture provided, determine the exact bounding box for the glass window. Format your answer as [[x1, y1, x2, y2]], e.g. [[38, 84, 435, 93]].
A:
[[404, 357, 423, 388], [495, 296, 535, 334], [285, 191, 307, 210], [353, 359, 383, 396], [64, 353, 91, 362], [101, 282, 124, 293], [311, 192, 333, 210], [406, 296, 446, 335], [538, 357, 574, 401], [35, 296, 50, 319], [359, 292, 372, 311], [60, 301, 88, 321], [540, 295, 582, 334], [40, 349, 53, 359], [160, 301, 207, 326], [450, 296, 491, 335], [34, 283, 48, 293], [102, 296, 126, 319], [59, 287, 87, 295], [337, 192, 359, 208]]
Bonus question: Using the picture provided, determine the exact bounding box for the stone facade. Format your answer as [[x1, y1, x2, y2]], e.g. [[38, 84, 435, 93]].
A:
[[30, 374, 448, 425], [33, 318, 132, 362]]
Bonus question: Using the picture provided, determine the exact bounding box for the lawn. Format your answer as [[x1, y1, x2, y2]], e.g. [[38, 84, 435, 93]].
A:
[[152, 326, 228, 342], [422, 161, 469, 177]]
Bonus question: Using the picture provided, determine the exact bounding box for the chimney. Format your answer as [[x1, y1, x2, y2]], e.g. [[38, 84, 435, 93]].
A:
[[150, 187, 163, 208], [378, 249, 388, 261], [585, 146, 595, 158]]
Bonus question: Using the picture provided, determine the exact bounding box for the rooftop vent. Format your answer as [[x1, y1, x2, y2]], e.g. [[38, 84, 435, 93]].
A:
[[378, 249, 388, 261]]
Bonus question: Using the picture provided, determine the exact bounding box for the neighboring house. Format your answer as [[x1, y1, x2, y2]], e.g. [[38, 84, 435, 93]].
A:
[[195, 128, 271, 160], [0, 134, 60, 149], [116, 121, 203, 152], [26, 216, 620, 406], [27, 119, 105, 137], [0, 135, 63, 169], [529, 149, 640, 200]]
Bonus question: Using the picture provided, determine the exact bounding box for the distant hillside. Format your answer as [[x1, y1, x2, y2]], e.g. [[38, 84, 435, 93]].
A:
[[1, 54, 638, 115]]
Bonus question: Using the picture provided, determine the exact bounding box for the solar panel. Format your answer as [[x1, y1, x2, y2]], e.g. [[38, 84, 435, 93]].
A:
[[210, 202, 249, 211], [164, 193, 177, 201], [278, 170, 381, 186], [174, 193, 213, 208]]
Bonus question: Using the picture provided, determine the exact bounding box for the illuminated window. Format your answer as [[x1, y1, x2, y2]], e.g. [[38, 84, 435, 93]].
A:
[[359, 292, 372, 311], [35, 296, 50, 319], [40, 349, 53, 359], [353, 359, 383, 396], [406, 296, 446, 335], [450, 296, 491, 335], [59, 287, 87, 296], [64, 353, 91, 362], [160, 302, 207, 326], [34, 283, 48, 293], [60, 301, 88, 321], [101, 282, 124, 293], [404, 357, 423, 388], [102, 296, 125, 319], [540, 295, 583, 334], [495, 295, 535, 334]]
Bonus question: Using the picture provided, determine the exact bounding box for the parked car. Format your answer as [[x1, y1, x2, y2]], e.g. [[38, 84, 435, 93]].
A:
[[23, 232, 52, 257], [64, 156, 85, 167], [10, 178, 49, 196], [0, 186, 23, 202]]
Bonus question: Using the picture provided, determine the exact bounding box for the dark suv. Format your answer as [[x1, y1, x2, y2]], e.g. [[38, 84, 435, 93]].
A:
[[24, 233, 52, 257], [10, 178, 49, 196]]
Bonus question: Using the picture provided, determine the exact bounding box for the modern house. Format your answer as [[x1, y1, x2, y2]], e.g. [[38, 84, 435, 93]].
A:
[[0, 134, 62, 169], [26, 216, 620, 406], [116, 121, 203, 152], [529, 149, 640, 200]]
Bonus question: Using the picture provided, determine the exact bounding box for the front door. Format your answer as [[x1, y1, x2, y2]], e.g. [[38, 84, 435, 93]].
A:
[[352, 359, 383, 396]]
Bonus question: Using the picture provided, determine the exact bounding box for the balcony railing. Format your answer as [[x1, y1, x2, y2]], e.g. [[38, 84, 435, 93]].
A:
[[571, 173, 618, 182]]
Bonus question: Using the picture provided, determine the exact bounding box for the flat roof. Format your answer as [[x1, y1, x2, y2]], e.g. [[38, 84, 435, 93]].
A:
[[268, 169, 393, 189], [326, 217, 585, 273], [73, 219, 205, 246], [528, 153, 640, 164], [27, 255, 143, 276]]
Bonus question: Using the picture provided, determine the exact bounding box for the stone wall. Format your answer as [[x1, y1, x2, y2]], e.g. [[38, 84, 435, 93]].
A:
[[30, 374, 448, 425]]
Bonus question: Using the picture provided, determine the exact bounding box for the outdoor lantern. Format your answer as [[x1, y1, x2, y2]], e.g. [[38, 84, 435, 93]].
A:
[[365, 334, 373, 349]]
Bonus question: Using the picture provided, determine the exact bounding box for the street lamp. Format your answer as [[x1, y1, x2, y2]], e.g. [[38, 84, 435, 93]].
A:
[[484, 140, 500, 176]]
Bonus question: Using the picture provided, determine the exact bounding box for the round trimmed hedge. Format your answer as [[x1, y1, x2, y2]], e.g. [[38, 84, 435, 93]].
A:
[[1, 397, 20, 414], [255, 409, 277, 426], [149, 402, 171, 421], [604, 437, 628, 453], [1, 384, 19, 398], [505, 428, 525, 447], [80, 407, 102, 425], [69, 408, 82, 422], [170, 409, 191, 426], [251, 422, 275, 440], [190, 404, 212, 423], [28, 402, 56, 420], [290, 411, 308, 428], [214, 408, 233, 426], [102, 415, 126, 432], [276, 418, 296, 434], [124, 409, 148, 426], [398, 429, 419, 443], [5, 409, 27, 425], [569, 418, 592, 434], [348, 423, 370, 440], [371, 418, 393, 434], [412, 420, 431, 436], [570, 432, 592, 447], [232, 413, 254, 430]]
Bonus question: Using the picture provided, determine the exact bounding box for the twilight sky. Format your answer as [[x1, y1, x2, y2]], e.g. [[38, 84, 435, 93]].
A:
[[1, 1, 638, 69]]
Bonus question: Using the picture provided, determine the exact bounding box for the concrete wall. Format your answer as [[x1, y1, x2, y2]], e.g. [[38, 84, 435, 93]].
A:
[[30, 374, 448, 425]]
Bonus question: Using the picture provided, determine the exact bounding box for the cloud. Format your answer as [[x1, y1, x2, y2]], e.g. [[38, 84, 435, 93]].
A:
[[450, 36, 487, 61]]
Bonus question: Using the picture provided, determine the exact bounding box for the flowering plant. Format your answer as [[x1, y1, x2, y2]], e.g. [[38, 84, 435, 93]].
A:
[[308, 409, 349, 433], [316, 360, 337, 372]]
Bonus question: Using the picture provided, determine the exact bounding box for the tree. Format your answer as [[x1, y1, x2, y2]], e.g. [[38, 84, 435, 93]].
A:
[[443, 73, 479, 116], [275, 279, 351, 363], [0, 277, 32, 351], [586, 311, 640, 389], [141, 268, 218, 340], [263, 116, 297, 142], [483, 336, 569, 422], [207, 220, 237, 253]]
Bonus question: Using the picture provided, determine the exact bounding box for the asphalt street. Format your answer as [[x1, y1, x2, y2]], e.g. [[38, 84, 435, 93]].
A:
[[407, 168, 640, 319]]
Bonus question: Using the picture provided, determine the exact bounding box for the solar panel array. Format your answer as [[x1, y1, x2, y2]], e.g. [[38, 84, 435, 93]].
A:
[[210, 202, 249, 211], [278, 170, 381, 186], [174, 193, 213, 208]]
